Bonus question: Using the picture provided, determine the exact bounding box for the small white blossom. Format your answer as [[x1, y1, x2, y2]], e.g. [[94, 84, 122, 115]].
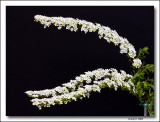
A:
[[133, 58, 142, 68]]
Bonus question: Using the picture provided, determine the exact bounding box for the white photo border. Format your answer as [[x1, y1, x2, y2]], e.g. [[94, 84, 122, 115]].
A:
[[1, 1, 159, 121]]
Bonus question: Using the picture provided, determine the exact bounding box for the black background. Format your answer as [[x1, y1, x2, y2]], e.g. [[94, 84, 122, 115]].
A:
[[6, 6, 154, 116]]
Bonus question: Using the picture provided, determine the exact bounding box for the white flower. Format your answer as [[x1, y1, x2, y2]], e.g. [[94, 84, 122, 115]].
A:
[[92, 84, 101, 92], [128, 44, 136, 58], [132, 58, 142, 68], [85, 85, 92, 92]]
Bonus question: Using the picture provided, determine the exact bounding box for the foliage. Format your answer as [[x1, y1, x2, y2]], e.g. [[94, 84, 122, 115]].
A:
[[129, 47, 154, 116]]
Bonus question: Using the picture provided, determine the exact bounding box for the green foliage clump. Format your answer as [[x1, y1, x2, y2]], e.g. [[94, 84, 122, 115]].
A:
[[130, 47, 154, 116]]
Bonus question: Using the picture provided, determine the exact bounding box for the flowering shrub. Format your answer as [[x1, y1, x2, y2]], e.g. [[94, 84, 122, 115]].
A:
[[25, 15, 154, 116], [26, 68, 135, 110]]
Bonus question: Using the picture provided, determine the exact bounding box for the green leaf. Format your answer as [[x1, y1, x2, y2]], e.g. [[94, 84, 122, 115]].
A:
[[149, 111, 154, 116], [143, 81, 148, 89], [137, 46, 149, 59], [144, 64, 154, 73]]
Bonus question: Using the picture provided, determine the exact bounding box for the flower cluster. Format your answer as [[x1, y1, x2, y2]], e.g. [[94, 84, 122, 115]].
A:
[[25, 15, 144, 110], [25, 68, 135, 110], [132, 58, 142, 68], [34, 15, 142, 68]]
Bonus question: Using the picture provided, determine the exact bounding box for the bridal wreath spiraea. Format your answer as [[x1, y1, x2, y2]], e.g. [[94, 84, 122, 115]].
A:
[[26, 68, 135, 110], [25, 15, 142, 110]]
